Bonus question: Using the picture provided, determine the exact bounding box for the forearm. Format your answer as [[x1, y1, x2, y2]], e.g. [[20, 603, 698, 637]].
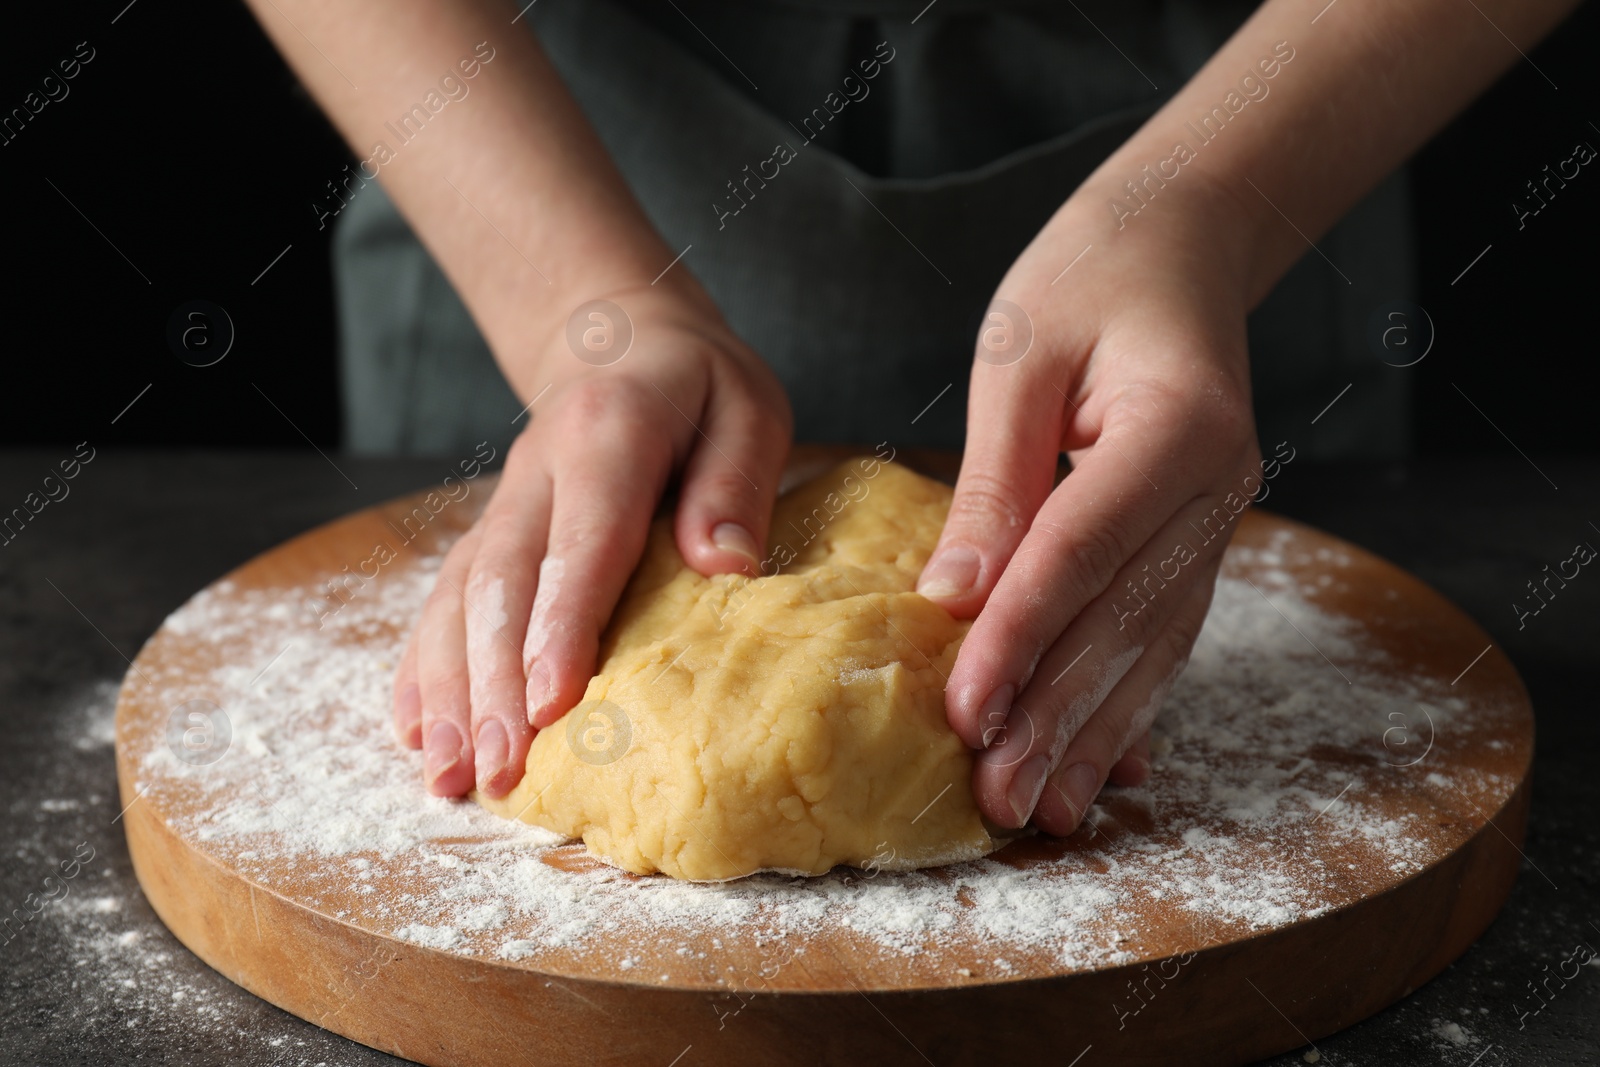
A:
[[1073, 0, 1581, 305], [243, 0, 688, 399]]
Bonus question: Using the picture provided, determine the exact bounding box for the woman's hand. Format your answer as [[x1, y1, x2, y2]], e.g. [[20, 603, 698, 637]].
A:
[[920, 174, 1263, 835], [241, 1, 795, 803], [391, 282, 792, 798], [915, 0, 1584, 835]]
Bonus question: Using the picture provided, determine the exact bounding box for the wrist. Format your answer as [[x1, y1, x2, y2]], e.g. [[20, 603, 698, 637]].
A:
[[477, 243, 725, 396], [1064, 155, 1262, 304], [997, 159, 1259, 331], [486, 269, 738, 401]]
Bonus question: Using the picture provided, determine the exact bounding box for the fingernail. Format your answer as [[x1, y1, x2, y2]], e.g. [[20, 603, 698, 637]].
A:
[[1007, 754, 1051, 827], [474, 719, 510, 793], [711, 522, 761, 569], [526, 662, 554, 726], [1060, 761, 1101, 828], [1128, 756, 1151, 785], [425, 722, 464, 784], [918, 545, 980, 599], [395, 683, 421, 747], [976, 683, 1015, 748]]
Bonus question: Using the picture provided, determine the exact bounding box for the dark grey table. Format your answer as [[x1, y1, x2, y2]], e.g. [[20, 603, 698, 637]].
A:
[[1, 450, 1594, 1066]]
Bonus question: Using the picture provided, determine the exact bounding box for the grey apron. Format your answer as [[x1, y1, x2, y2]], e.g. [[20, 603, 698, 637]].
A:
[[333, 0, 1414, 460]]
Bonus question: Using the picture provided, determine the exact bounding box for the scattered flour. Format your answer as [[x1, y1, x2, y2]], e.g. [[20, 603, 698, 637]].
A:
[[12, 681, 479, 1066], [118, 528, 1516, 986], [1429, 1017, 1479, 1046], [395, 924, 462, 951]]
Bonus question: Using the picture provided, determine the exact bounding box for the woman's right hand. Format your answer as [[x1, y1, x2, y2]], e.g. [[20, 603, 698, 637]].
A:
[[238, 0, 794, 798], [390, 282, 793, 798]]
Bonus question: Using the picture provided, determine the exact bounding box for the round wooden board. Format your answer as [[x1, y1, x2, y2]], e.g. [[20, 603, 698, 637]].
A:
[[115, 446, 1533, 1067]]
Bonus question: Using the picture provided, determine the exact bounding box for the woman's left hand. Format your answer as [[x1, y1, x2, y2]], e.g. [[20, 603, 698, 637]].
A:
[[918, 172, 1266, 835]]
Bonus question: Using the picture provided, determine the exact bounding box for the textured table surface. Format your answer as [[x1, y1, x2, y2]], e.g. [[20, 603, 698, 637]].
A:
[[1, 449, 1595, 1067]]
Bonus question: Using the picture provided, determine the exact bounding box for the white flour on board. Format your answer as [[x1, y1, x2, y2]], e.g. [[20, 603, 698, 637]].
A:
[[127, 527, 1511, 978]]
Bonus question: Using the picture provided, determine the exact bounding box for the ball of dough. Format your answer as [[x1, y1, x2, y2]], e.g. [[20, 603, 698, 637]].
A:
[[477, 457, 997, 881]]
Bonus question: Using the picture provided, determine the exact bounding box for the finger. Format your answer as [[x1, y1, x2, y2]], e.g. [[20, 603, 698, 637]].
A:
[[673, 364, 791, 577], [1106, 729, 1151, 788], [916, 343, 1062, 616], [417, 528, 480, 797], [977, 552, 1221, 830], [526, 383, 675, 729], [392, 625, 422, 748], [1031, 571, 1215, 835], [461, 444, 553, 797], [944, 384, 1250, 749]]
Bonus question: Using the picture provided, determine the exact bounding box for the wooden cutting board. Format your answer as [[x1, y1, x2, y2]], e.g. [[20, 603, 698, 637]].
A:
[[114, 446, 1533, 1067]]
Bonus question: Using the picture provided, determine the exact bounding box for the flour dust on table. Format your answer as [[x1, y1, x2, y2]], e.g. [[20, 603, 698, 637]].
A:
[[125, 523, 1511, 981]]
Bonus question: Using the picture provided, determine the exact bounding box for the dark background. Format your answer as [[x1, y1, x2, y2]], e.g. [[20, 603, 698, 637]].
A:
[[0, 0, 1597, 454], [2, 8, 1598, 1066]]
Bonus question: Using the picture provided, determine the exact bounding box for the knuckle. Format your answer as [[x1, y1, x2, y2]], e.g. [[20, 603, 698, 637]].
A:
[[1055, 522, 1129, 596], [420, 664, 470, 703], [546, 509, 618, 563], [465, 542, 534, 592], [1108, 588, 1167, 648], [554, 375, 657, 430], [422, 579, 462, 616], [1103, 553, 1208, 650], [554, 377, 617, 424], [948, 470, 1032, 534], [1116, 377, 1188, 426], [521, 647, 545, 676], [1117, 375, 1253, 462], [1205, 386, 1254, 448], [688, 469, 761, 513], [723, 355, 792, 417]]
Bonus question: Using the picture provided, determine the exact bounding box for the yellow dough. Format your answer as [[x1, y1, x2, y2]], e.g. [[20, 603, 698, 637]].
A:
[[477, 456, 997, 881]]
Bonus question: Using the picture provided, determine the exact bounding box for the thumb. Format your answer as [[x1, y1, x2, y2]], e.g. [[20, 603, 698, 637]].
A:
[[674, 367, 792, 577], [918, 354, 1061, 617]]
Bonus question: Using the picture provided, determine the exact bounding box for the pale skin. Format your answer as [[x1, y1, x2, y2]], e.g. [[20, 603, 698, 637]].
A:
[[247, 0, 1577, 832]]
